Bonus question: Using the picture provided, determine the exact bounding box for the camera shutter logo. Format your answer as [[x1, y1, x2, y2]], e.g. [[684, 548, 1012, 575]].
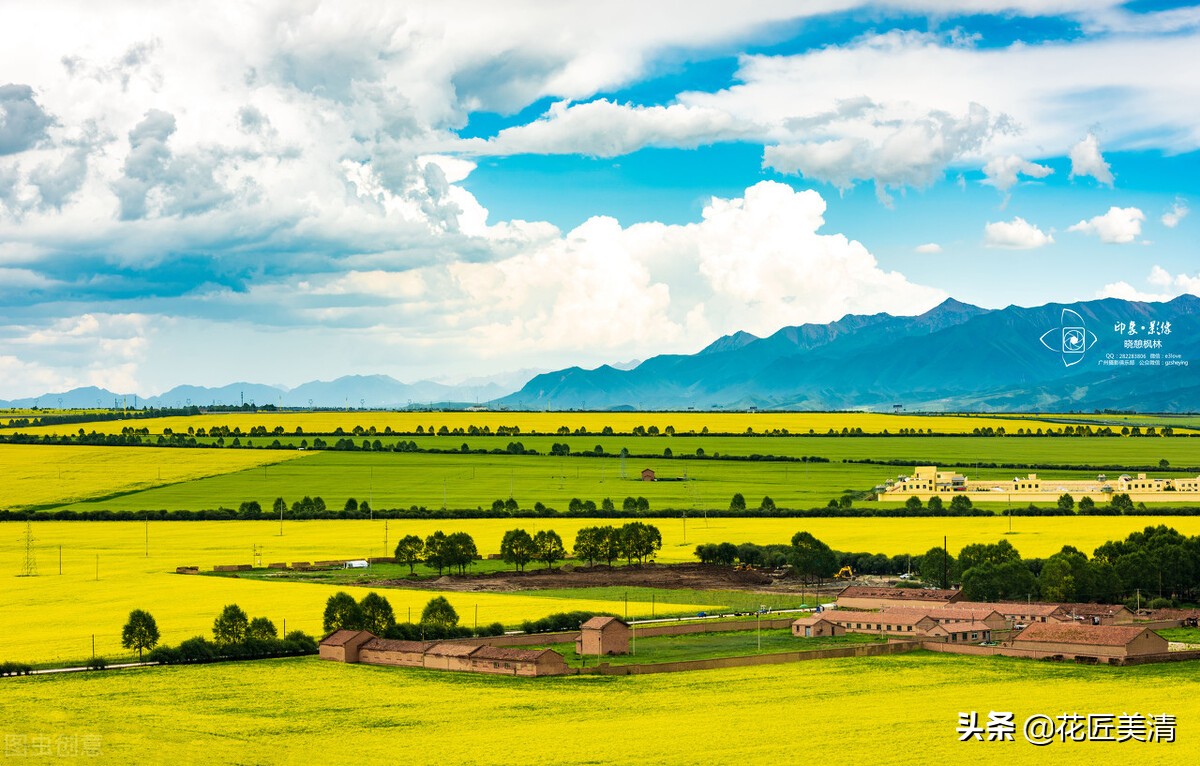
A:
[[1039, 308, 1097, 367]]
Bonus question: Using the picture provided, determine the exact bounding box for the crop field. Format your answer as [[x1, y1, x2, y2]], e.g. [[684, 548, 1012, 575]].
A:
[[1, 409, 1130, 437], [7, 516, 1200, 666], [0, 444, 313, 510], [37, 449, 1188, 514], [2, 653, 1196, 764]]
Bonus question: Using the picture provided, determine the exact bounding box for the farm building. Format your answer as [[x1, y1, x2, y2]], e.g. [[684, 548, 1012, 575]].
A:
[[952, 601, 1064, 625], [641, 468, 656, 481], [790, 616, 846, 638], [881, 607, 1008, 633], [1051, 603, 1135, 625], [1010, 623, 1168, 663], [318, 632, 569, 676], [318, 630, 374, 663], [577, 616, 630, 655], [925, 622, 993, 643], [835, 586, 962, 611], [815, 610, 941, 636]]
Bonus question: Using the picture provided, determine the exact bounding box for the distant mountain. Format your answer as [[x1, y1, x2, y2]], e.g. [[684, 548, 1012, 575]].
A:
[[497, 295, 1200, 412], [0, 375, 512, 410]]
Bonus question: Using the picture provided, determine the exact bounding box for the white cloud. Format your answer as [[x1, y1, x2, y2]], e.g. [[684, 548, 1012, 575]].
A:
[[914, 242, 942, 253], [983, 217, 1054, 249], [1098, 265, 1200, 302], [1067, 206, 1144, 244], [981, 154, 1053, 193], [1068, 133, 1114, 186], [1161, 199, 1188, 228], [459, 99, 752, 157]]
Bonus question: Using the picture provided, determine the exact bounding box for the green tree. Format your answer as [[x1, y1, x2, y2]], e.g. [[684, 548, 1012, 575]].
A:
[[421, 596, 458, 629], [247, 616, 277, 641], [904, 496, 923, 511], [424, 531, 450, 575], [918, 547, 954, 589], [597, 526, 623, 567], [760, 496, 776, 512], [344, 498, 358, 512], [572, 527, 601, 566], [1039, 547, 1090, 602], [619, 522, 662, 564], [359, 592, 396, 634], [957, 539, 1021, 574], [500, 528, 537, 571], [272, 497, 286, 516], [393, 535, 424, 574], [323, 591, 364, 633], [960, 560, 1037, 602], [714, 542, 738, 566], [1057, 493, 1075, 512], [790, 531, 837, 583], [534, 529, 565, 569], [729, 493, 746, 512], [949, 495, 973, 513], [445, 531, 478, 574], [121, 609, 160, 660], [1078, 496, 1096, 513], [213, 604, 249, 645], [1110, 493, 1134, 513], [926, 496, 943, 512]]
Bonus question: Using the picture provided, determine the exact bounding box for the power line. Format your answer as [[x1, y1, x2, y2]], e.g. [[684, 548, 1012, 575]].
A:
[[20, 521, 37, 577]]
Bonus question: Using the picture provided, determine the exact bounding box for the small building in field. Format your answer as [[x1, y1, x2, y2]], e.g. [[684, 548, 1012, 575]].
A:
[[1011, 623, 1168, 663], [318, 629, 374, 662], [925, 621, 993, 643], [952, 601, 1065, 626], [641, 468, 656, 482], [835, 586, 962, 611], [577, 616, 630, 656], [817, 610, 940, 637], [790, 616, 846, 638], [885, 607, 1008, 633], [319, 633, 569, 676], [1051, 603, 1135, 625]]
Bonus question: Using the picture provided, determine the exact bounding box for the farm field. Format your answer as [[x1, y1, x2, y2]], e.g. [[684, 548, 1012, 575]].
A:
[[3, 409, 1148, 436], [38, 449, 1188, 514], [0, 444, 313, 510], [6, 517, 1200, 665], [1, 652, 1195, 764], [169, 432, 1200, 467]]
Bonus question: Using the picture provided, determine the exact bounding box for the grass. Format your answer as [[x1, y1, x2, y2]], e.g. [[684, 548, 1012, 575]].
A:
[[1157, 627, 1200, 644], [0, 444, 313, 510], [546, 628, 881, 667], [2, 652, 1197, 764]]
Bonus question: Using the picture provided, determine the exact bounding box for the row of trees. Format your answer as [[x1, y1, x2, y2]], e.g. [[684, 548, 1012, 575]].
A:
[[321, 591, 504, 639], [392, 531, 479, 575], [573, 523, 662, 566], [119, 606, 318, 666], [499, 529, 565, 571]]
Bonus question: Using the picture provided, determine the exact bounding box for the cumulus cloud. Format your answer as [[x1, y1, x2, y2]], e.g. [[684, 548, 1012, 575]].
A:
[[984, 217, 1054, 249], [460, 99, 752, 157], [1098, 265, 1200, 302], [0, 84, 54, 155], [981, 154, 1053, 193], [914, 242, 942, 253], [1068, 133, 1114, 186], [1068, 206, 1144, 244], [1161, 199, 1188, 228]]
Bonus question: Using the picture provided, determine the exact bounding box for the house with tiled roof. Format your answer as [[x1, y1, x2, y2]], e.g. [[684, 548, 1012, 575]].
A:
[[1011, 623, 1167, 663]]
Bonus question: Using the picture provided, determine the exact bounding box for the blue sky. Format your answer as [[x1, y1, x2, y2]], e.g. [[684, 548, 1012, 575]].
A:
[[0, 1, 1197, 397]]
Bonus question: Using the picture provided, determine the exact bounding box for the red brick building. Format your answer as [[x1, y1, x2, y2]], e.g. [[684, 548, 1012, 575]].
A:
[[577, 616, 630, 655], [1011, 623, 1168, 663]]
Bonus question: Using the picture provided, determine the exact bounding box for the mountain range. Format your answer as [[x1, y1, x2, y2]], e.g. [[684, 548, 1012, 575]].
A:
[[4, 295, 1198, 412]]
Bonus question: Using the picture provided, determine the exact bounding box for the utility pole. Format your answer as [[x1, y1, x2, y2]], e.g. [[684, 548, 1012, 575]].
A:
[[20, 521, 37, 577]]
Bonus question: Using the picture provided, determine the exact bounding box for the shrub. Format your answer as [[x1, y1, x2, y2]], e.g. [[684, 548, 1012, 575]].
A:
[[475, 622, 506, 637], [87, 656, 108, 671]]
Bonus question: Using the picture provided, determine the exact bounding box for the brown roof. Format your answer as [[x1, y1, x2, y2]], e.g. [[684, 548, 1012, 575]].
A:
[[1013, 622, 1152, 647], [881, 607, 1003, 622], [361, 638, 429, 653], [824, 611, 937, 626], [581, 616, 627, 630], [955, 601, 1062, 616], [1138, 608, 1200, 621], [1051, 603, 1132, 617], [791, 615, 839, 626], [320, 629, 372, 647], [425, 642, 481, 658], [927, 621, 994, 635], [470, 646, 557, 663], [838, 586, 961, 602]]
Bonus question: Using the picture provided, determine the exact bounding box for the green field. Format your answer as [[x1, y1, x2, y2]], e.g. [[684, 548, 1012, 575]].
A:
[[2, 652, 1195, 764]]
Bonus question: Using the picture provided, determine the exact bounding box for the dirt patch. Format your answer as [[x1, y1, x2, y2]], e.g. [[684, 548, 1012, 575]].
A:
[[374, 563, 781, 593]]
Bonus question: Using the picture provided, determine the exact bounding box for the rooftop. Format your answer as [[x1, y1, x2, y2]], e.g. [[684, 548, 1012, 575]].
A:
[[320, 629, 371, 647], [1013, 622, 1152, 647], [838, 586, 961, 602], [581, 616, 627, 630]]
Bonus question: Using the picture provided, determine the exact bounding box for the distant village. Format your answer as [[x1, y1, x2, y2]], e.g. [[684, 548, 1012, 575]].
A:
[[877, 465, 1200, 503], [320, 585, 1200, 677]]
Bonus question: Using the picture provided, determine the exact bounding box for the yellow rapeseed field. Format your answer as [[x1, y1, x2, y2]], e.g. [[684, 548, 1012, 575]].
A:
[[5, 517, 1198, 665], [2, 653, 1195, 764], [4, 410, 1071, 436], [0, 444, 313, 510]]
